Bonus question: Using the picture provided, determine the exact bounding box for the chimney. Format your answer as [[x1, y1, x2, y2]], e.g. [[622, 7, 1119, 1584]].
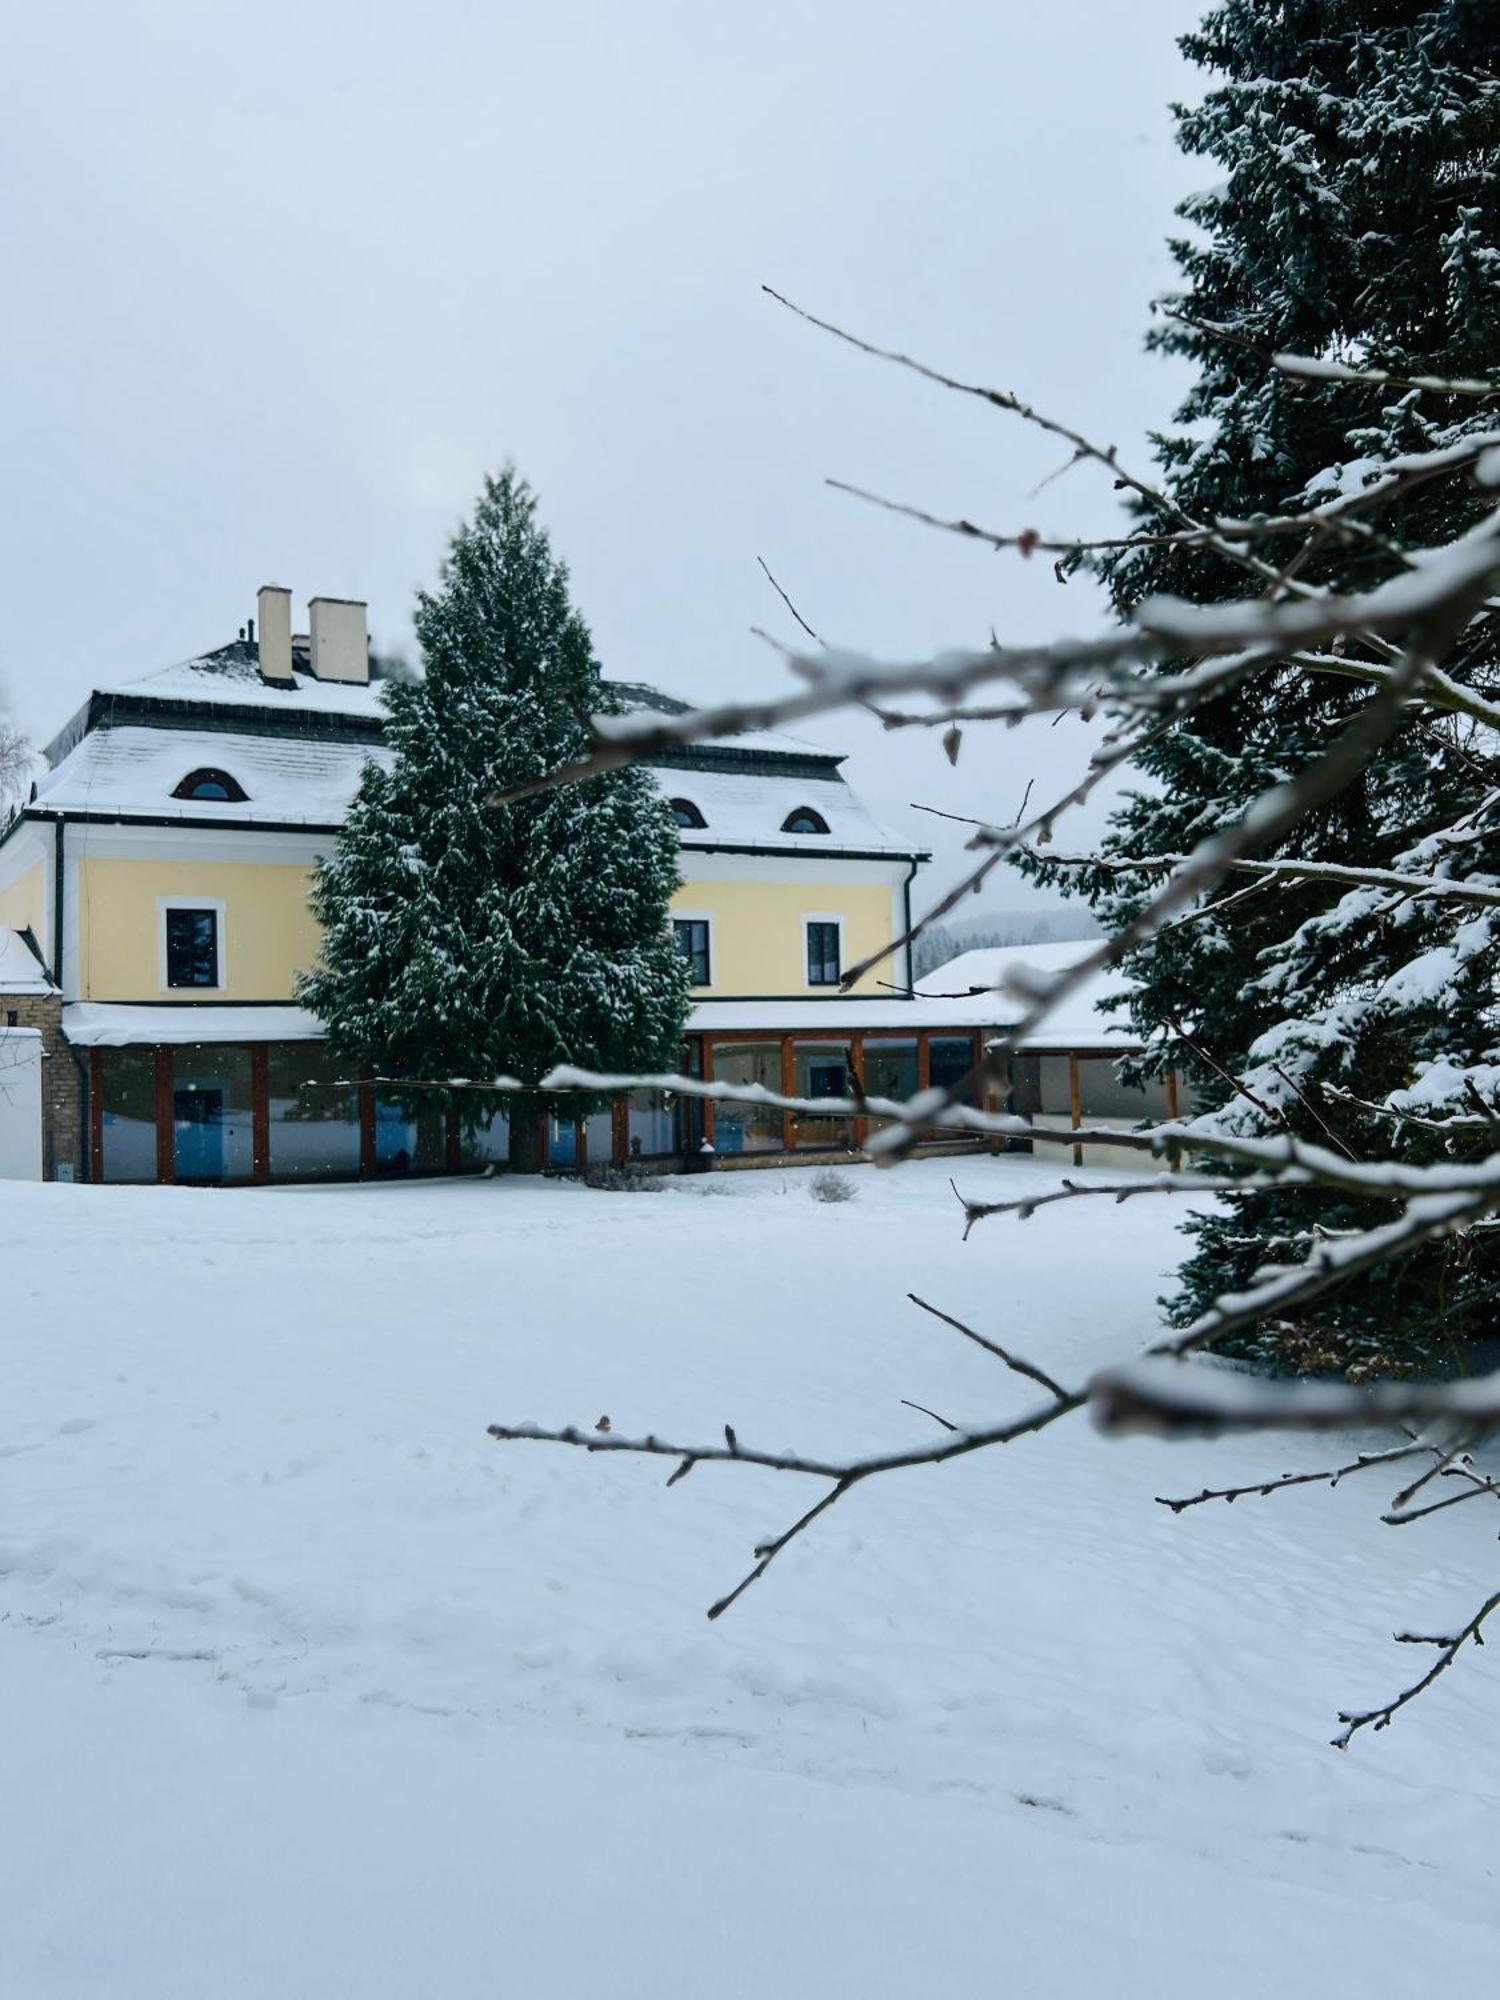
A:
[[257, 584, 294, 685], [308, 597, 370, 684]]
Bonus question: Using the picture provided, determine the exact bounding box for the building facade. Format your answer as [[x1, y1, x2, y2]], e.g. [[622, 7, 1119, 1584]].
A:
[[0, 588, 1160, 1185]]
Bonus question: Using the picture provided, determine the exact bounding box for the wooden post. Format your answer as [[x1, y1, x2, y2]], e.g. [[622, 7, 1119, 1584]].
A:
[[251, 1044, 271, 1183], [358, 1083, 377, 1178], [699, 1037, 716, 1150], [611, 1097, 629, 1167], [154, 1046, 175, 1184], [574, 1119, 587, 1172], [917, 1032, 931, 1093], [1164, 1066, 1182, 1170], [88, 1048, 104, 1183], [781, 1036, 796, 1155], [1068, 1053, 1083, 1169], [849, 1031, 867, 1151], [445, 1101, 463, 1175]]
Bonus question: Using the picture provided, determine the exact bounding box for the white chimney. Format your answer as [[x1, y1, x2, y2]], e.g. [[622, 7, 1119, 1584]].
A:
[[308, 597, 370, 684], [257, 583, 294, 685]]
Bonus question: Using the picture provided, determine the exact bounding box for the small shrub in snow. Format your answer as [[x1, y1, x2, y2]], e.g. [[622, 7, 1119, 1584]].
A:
[[809, 1168, 855, 1204], [583, 1163, 666, 1194]]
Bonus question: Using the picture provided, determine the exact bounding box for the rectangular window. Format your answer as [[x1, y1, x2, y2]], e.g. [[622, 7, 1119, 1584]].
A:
[[173, 1046, 253, 1181], [99, 1047, 159, 1183], [165, 907, 220, 989], [930, 1036, 976, 1097], [267, 1043, 362, 1181], [863, 1038, 918, 1111], [712, 1043, 784, 1154], [792, 1041, 852, 1150], [806, 921, 840, 987], [673, 918, 711, 986]]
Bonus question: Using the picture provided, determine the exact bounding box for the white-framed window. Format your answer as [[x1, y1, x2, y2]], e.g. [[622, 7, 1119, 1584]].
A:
[[158, 897, 227, 993], [803, 913, 844, 988], [672, 911, 714, 987]]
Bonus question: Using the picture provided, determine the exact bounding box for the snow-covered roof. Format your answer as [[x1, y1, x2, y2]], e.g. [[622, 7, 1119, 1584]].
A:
[[671, 766, 915, 856], [61, 977, 1135, 1051], [94, 647, 393, 724], [687, 997, 1004, 1033], [607, 681, 837, 762], [34, 726, 393, 827], [63, 1004, 325, 1046], [33, 648, 924, 852], [915, 940, 1136, 1050], [0, 926, 55, 994]]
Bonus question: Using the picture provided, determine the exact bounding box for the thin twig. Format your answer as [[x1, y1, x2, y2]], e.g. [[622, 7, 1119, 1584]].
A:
[[907, 1292, 1069, 1400], [1158, 1442, 1429, 1513], [1334, 1588, 1500, 1748]]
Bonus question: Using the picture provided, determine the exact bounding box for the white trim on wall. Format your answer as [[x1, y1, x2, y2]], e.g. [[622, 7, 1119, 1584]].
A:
[[67, 823, 336, 867], [675, 850, 911, 890], [157, 895, 228, 995]]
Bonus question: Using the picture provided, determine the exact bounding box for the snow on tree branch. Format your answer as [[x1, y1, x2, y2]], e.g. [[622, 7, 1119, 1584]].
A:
[[482, 277, 1500, 1746]]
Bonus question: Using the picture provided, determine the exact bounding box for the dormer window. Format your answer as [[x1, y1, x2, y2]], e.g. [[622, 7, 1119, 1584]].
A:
[[669, 798, 706, 830], [781, 806, 829, 835], [173, 767, 248, 804]]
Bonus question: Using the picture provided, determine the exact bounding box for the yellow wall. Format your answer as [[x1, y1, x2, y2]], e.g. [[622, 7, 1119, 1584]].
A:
[[73, 857, 895, 1002], [78, 858, 323, 1000], [0, 858, 46, 945], [671, 879, 893, 995]]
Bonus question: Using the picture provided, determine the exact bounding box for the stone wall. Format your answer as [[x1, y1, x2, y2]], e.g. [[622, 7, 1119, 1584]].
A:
[[0, 994, 84, 1180]]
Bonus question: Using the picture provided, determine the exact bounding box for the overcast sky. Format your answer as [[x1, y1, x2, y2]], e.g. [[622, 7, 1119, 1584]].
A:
[[2, 0, 1204, 909]]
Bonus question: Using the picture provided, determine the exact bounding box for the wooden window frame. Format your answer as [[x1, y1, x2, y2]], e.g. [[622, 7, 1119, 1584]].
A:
[[672, 914, 713, 988], [803, 916, 843, 989], [780, 806, 830, 836], [171, 766, 249, 804], [158, 898, 226, 994]]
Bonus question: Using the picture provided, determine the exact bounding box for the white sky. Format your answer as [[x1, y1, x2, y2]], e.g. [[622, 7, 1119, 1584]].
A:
[[2, 0, 1204, 907]]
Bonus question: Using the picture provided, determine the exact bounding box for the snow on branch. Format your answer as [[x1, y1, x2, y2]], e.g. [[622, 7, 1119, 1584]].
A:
[[1027, 850, 1500, 910], [478, 321, 1500, 1749], [489, 1374, 1082, 1620], [828, 425, 1500, 570], [1273, 351, 1500, 400], [1089, 1349, 1500, 1438], [1331, 1590, 1500, 1749]]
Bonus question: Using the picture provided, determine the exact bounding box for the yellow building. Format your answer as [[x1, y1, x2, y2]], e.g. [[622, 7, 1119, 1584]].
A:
[[5, 587, 1068, 1183]]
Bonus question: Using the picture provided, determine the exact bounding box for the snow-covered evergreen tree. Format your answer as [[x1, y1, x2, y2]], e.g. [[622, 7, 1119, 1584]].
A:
[[300, 468, 691, 1171], [1027, 2, 1500, 1372]]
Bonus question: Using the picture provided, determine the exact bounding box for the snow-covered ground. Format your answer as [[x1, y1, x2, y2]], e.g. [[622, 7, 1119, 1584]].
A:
[[4, 1159, 1498, 1997]]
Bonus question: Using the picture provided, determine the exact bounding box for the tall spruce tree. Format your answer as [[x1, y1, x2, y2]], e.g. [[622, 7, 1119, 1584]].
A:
[[1026, 3, 1500, 1372], [300, 468, 691, 1172]]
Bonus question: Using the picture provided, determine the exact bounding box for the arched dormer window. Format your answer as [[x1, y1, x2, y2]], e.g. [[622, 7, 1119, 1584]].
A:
[[781, 805, 829, 835], [669, 797, 706, 830], [173, 767, 248, 804]]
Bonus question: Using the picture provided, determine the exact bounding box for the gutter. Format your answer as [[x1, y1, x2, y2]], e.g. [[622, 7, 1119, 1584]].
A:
[[70, 1042, 92, 1182], [25, 808, 345, 836], [901, 855, 920, 996], [52, 818, 65, 988], [679, 839, 931, 864]]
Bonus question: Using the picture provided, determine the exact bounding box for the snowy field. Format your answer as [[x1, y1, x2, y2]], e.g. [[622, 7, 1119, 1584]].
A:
[[4, 1157, 1499, 1998]]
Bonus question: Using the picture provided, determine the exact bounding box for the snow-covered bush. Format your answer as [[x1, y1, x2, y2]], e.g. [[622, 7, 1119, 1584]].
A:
[[808, 1168, 856, 1204], [582, 1163, 666, 1194]]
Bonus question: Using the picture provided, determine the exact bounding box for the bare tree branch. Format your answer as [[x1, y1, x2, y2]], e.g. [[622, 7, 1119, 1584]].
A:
[[1157, 1442, 1431, 1513], [1333, 1588, 1500, 1748], [907, 1292, 1069, 1400]]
